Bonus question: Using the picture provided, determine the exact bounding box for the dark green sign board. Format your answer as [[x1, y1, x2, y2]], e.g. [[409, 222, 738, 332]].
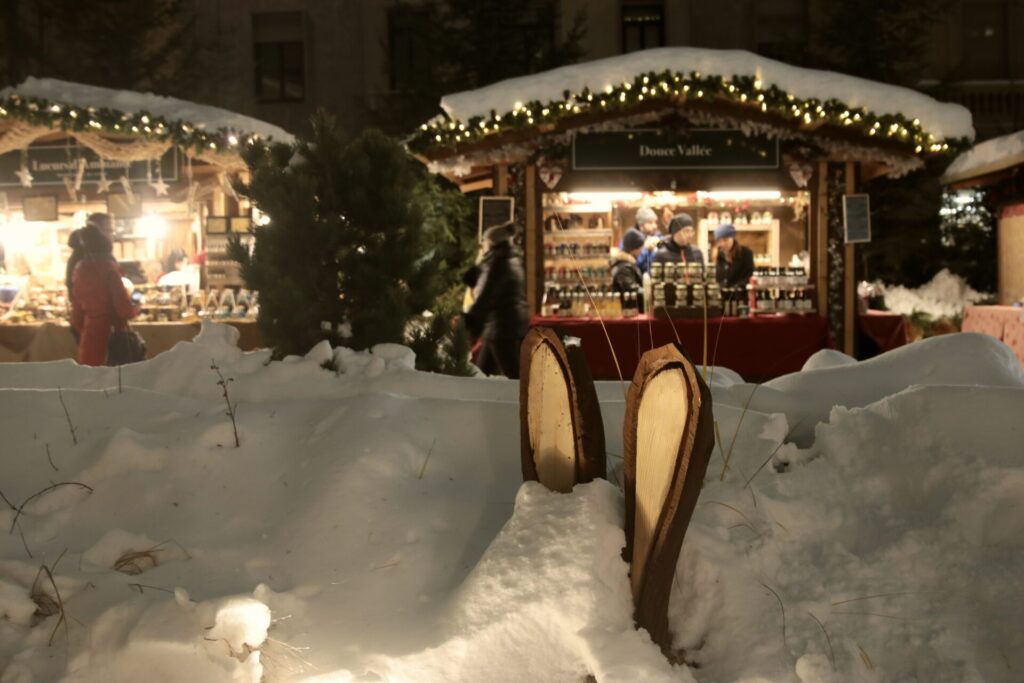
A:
[[0, 140, 179, 188], [572, 129, 779, 171], [843, 194, 871, 244]]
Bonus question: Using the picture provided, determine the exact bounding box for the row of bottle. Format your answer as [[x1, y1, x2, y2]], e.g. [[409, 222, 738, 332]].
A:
[[544, 265, 611, 281], [650, 281, 723, 311], [541, 286, 641, 318], [544, 215, 607, 231], [543, 241, 610, 258], [751, 267, 810, 288], [749, 287, 816, 314], [650, 261, 714, 284]]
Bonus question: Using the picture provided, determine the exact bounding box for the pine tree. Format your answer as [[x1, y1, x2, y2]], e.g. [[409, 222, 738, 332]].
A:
[[231, 111, 447, 357]]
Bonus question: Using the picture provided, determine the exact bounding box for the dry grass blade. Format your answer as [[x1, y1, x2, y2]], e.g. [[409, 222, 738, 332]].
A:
[[128, 582, 175, 595], [56, 386, 78, 446], [713, 421, 727, 472], [703, 501, 761, 537], [45, 444, 58, 472], [759, 581, 787, 648], [858, 645, 875, 671], [417, 439, 437, 480], [113, 540, 191, 575], [720, 383, 760, 481], [10, 482, 94, 532], [808, 611, 836, 671], [744, 417, 803, 489], [30, 563, 69, 646], [831, 590, 928, 606], [833, 610, 918, 621]]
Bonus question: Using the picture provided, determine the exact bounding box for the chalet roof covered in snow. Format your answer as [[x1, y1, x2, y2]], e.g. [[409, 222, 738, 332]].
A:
[[0, 78, 293, 169], [412, 47, 973, 173], [942, 129, 1024, 185]]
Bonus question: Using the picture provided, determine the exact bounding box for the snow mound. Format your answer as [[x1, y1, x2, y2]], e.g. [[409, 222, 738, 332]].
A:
[[441, 47, 973, 142], [879, 268, 989, 319]]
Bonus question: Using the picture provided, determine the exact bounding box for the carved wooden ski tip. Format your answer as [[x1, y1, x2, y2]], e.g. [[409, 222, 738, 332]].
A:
[[520, 327, 606, 492], [623, 343, 715, 655]]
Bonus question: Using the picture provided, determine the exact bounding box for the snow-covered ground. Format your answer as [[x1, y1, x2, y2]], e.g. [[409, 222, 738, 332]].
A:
[[1, 323, 1022, 682], [876, 269, 989, 320]]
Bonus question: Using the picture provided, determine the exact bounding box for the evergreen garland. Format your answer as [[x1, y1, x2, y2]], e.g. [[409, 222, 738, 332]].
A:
[[409, 70, 966, 157]]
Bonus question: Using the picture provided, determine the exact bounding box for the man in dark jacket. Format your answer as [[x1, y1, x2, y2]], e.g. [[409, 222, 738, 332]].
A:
[[610, 227, 644, 309], [653, 213, 704, 267], [464, 222, 528, 378]]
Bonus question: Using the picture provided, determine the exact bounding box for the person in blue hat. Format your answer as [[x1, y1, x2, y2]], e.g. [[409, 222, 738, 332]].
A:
[[713, 223, 754, 288]]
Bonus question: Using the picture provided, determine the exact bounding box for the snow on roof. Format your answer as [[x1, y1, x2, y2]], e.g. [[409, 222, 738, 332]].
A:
[[1, 77, 294, 144], [942, 129, 1024, 184], [440, 47, 974, 142]]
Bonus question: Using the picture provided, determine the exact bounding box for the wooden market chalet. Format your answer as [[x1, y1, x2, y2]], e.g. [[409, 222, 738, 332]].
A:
[[410, 48, 972, 360]]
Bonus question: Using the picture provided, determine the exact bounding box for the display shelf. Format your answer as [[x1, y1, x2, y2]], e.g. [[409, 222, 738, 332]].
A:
[[698, 218, 780, 267], [543, 229, 613, 238], [545, 205, 613, 214]]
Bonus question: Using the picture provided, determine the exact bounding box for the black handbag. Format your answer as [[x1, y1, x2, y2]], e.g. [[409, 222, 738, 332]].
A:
[[105, 271, 146, 366]]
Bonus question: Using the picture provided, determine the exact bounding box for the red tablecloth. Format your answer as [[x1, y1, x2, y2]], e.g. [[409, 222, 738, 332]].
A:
[[529, 313, 831, 382], [963, 305, 1024, 365], [858, 311, 911, 354]]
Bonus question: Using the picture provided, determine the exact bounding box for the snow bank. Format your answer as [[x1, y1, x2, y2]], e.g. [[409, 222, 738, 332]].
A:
[[2, 77, 294, 144], [440, 47, 973, 142], [943, 129, 1024, 182], [0, 324, 1021, 682], [878, 268, 989, 319]]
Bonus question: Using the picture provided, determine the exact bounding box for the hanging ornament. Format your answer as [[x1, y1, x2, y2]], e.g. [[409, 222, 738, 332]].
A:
[[62, 175, 78, 203], [119, 175, 135, 203], [15, 164, 33, 188], [96, 158, 112, 194], [150, 159, 169, 196], [186, 181, 198, 218], [219, 172, 238, 202], [73, 157, 86, 192]]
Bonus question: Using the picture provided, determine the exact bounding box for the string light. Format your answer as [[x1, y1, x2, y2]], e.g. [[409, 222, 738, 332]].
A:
[[407, 68, 965, 157]]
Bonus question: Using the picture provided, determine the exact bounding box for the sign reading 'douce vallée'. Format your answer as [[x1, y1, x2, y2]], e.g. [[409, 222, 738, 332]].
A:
[[0, 141, 180, 188], [572, 129, 779, 171]]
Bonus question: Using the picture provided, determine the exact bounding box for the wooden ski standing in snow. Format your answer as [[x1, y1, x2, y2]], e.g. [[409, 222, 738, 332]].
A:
[[623, 343, 715, 655], [520, 327, 606, 492]]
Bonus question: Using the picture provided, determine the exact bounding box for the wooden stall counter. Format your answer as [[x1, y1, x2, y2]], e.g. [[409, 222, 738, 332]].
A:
[[0, 320, 263, 363], [529, 313, 831, 382]]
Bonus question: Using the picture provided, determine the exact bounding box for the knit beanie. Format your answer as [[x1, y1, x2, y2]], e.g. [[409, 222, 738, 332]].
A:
[[714, 223, 737, 241], [667, 213, 695, 235], [622, 227, 646, 252], [483, 221, 515, 245], [634, 207, 657, 225]]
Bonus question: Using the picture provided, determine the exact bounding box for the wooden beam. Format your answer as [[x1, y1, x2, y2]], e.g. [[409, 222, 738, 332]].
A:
[[815, 160, 829, 318], [459, 177, 493, 193], [844, 162, 856, 356], [495, 163, 509, 196], [525, 164, 543, 315]]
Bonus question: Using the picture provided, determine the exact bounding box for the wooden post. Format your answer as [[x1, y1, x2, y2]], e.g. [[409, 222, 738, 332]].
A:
[[525, 163, 543, 315], [495, 163, 509, 196], [844, 162, 857, 355], [814, 160, 829, 318]]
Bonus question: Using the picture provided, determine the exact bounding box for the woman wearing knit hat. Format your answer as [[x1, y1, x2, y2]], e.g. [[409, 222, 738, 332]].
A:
[[713, 223, 754, 289]]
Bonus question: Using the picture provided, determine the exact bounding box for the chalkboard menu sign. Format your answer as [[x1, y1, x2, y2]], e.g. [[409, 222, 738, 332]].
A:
[[843, 194, 871, 244], [478, 196, 514, 240]]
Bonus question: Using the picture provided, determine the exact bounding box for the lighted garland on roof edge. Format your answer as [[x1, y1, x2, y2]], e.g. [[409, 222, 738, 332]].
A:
[[0, 92, 274, 155], [411, 70, 969, 157]]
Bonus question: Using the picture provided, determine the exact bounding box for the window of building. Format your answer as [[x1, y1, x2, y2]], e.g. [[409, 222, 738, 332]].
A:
[[253, 12, 306, 102], [389, 7, 430, 92], [961, 1, 1009, 79], [622, 4, 664, 54], [755, 0, 809, 65]]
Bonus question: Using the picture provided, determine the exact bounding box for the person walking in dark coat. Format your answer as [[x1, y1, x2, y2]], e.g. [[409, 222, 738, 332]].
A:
[[70, 217, 137, 366], [464, 222, 528, 379], [610, 227, 645, 309], [653, 213, 705, 267], [713, 223, 755, 289]]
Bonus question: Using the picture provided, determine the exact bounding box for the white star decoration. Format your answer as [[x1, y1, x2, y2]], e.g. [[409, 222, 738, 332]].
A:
[[96, 175, 112, 194], [15, 165, 33, 188], [150, 176, 169, 196]]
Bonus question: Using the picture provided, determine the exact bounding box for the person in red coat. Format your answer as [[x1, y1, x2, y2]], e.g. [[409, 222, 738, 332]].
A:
[[70, 215, 137, 366]]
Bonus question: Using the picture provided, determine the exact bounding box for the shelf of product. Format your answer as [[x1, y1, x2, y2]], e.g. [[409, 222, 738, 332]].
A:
[[0, 280, 259, 325], [205, 234, 250, 287], [543, 207, 616, 289], [747, 267, 816, 315], [648, 262, 728, 318], [541, 285, 640, 318]]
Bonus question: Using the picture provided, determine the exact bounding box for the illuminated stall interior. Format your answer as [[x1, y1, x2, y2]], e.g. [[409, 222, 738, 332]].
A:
[[0, 78, 291, 328]]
